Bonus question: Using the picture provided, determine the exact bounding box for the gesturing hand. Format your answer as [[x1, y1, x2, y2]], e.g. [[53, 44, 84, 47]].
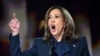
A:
[[9, 13, 20, 36]]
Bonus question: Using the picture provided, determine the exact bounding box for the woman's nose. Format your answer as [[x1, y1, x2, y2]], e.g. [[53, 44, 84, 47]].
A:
[[51, 18, 55, 23]]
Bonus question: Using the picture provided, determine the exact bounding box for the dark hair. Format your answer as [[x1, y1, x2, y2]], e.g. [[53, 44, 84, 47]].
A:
[[43, 6, 79, 42]]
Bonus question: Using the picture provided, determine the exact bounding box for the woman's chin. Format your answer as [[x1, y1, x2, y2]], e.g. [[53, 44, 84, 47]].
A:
[[51, 32, 58, 37]]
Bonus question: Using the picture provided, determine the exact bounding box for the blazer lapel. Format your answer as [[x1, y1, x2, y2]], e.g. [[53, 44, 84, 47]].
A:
[[41, 42, 50, 56], [67, 42, 77, 56]]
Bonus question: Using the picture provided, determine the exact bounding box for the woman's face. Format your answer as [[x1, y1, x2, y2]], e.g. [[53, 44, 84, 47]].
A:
[[48, 8, 64, 38]]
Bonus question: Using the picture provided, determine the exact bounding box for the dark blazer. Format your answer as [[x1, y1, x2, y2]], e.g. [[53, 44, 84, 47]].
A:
[[9, 34, 90, 56]]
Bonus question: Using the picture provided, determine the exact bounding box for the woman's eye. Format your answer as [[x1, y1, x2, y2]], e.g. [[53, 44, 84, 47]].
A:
[[48, 17, 51, 19], [55, 16, 59, 18]]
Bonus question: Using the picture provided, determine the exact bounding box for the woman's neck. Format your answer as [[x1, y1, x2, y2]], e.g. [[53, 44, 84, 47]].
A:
[[53, 30, 64, 42]]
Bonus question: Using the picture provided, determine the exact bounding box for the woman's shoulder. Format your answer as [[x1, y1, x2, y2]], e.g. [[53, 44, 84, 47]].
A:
[[78, 35, 87, 41], [34, 37, 43, 42], [72, 34, 88, 44], [29, 37, 43, 46], [33, 37, 48, 43]]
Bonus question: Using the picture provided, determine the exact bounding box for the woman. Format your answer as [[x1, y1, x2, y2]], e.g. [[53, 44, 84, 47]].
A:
[[9, 6, 90, 56]]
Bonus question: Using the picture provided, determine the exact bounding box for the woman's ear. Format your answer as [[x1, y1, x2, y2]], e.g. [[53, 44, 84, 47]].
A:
[[63, 25, 66, 29]]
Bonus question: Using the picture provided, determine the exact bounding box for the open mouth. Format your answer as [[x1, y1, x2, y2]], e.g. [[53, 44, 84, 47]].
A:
[[52, 25, 55, 29], [51, 24, 56, 32]]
